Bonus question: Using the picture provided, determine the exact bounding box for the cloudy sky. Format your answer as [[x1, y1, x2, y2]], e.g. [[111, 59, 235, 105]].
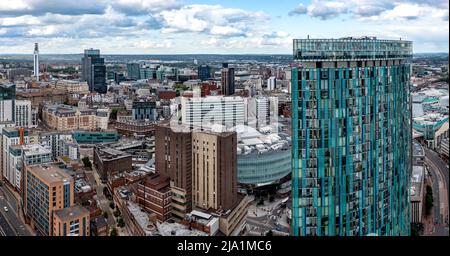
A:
[[0, 0, 448, 54]]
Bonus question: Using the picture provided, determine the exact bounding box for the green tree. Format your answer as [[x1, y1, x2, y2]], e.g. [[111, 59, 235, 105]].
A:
[[114, 209, 121, 218], [266, 230, 273, 236], [110, 109, 119, 120], [103, 211, 109, 219], [109, 201, 115, 210], [110, 228, 117, 236], [117, 218, 125, 228], [411, 223, 424, 236], [82, 157, 92, 169]]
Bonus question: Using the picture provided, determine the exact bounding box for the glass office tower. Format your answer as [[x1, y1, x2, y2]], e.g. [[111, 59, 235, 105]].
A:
[[81, 49, 107, 94], [291, 37, 413, 236]]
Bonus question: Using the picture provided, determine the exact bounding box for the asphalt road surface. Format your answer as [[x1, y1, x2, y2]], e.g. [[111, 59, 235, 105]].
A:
[[424, 148, 449, 236], [0, 185, 32, 236]]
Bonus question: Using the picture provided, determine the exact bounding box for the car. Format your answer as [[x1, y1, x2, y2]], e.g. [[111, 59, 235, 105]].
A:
[[3, 206, 8, 212]]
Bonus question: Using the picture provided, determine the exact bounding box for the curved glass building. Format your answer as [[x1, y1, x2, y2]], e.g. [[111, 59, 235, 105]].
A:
[[238, 146, 291, 186], [291, 37, 412, 236]]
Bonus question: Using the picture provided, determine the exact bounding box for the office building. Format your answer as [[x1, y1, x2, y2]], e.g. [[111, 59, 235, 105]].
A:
[[53, 205, 90, 236], [181, 96, 245, 129], [81, 49, 106, 93], [14, 100, 32, 128], [221, 63, 235, 96], [136, 172, 172, 221], [33, 43, 39, 81], [24, 164, 74, 236], [198, 65, 211, 81], [267, 76, 276, 91], [0, 83, 15, 123], [132, 101, 157, 121], [155, 123, 192, 219], [291, 37, 413, 236], [127, 63, 141, 80]]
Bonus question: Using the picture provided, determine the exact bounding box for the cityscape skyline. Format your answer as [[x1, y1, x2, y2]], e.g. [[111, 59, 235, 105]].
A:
[[0, 0, 448, 239], [0, 0, 449, 54]]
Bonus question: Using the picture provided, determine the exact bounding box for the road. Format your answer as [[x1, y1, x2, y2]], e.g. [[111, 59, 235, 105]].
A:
[[0, 185, 33, 236], [424, 148, 449, 236], [86, 167, 117, 228]]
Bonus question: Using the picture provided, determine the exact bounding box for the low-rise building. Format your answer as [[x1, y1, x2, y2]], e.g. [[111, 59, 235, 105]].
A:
[[136, 173, 172, 221], [53, 205, 90, 236], [90, 216, 108, 236], [411, 166, 425, 224], [93, 144, 132, 181], [72, 131, 119, 144], [23, 164, 75, 236]]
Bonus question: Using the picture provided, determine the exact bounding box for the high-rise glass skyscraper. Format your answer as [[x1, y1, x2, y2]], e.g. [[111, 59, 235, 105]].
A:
[[81, 49, 106, 94], [291, 37, 413, 236]]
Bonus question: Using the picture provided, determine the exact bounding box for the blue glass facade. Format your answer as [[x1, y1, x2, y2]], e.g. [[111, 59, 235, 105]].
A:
[[238, 149, 290, 185], [291, 38, 412, 236], [72, 131, 119, 144]]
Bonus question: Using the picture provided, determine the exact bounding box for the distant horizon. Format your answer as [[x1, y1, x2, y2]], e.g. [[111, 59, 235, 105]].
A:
[[0, 52, 448, 56]]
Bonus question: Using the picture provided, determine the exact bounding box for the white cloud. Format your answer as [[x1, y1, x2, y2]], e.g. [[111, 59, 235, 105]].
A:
[[210, 26, 243, 36], [155, 4, 267, 37], [0, 15, 41, 26]]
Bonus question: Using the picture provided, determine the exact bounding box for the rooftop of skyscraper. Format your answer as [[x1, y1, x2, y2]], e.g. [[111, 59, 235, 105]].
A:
[[293, 37, 413, 61]]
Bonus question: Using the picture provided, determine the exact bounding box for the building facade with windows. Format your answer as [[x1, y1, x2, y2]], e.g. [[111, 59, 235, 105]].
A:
[[24, 164, 75, 236], [181, 96, 245, 129], [14, 100, 32, 128], [291, 37, 413, 236], [81, 49, 106, 93], [53, 205, 90, 236]]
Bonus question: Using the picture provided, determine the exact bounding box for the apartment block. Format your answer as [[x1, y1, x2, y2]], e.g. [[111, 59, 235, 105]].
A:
[[24, 164, 75, 236]]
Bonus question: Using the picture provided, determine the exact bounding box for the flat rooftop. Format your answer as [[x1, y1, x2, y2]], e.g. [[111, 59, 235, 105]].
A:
[[411, 166, 424, 202], [54, 205, 89, 222], [95, 145, 131, 161], [22, 144, 52, 156], [28, 164, 73, 184]]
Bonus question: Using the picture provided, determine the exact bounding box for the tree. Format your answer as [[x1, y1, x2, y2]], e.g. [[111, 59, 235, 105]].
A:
[[266, 230, 273, 236], [269, 194, 275, 202], [82, 157, 92, 169], [109, 201, 115, 210], [110, 108, 119, 120], [114, 209, 121, 218], [117, 218, 125, 228], [411, 223, 424, 236], [110, 228, 117, 236], [103, 211, 109, 219], [257, 198, 264, 206]]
